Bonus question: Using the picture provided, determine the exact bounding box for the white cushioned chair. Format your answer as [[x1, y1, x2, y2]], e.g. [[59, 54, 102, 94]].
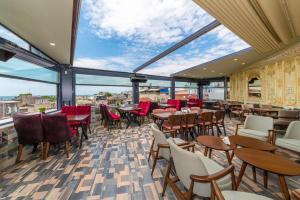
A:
[[274, 121, 300, 154], [211, 180, 272, 200], [235, 115, 273, 142], [166, 138, 234, 199]]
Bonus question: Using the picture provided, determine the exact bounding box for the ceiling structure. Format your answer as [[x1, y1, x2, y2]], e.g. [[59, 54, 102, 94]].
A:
[[0, 0, 75, 64]]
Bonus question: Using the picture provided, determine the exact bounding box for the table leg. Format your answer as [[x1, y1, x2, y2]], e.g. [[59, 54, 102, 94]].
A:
[[278, 175, 290, 200], [230, 152, 235, 163], [204, 147, 208, 156], [252, 166, 257, 183], [225, 151, 232, 165], [208, 149, 212, 158], [80, 121, 88, 148], [263, 171, 268, 188], [236, 162, 247, 189]]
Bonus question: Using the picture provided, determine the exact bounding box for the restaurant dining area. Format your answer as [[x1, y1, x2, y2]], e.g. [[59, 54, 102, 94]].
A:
[[1, 0, 300, 199]]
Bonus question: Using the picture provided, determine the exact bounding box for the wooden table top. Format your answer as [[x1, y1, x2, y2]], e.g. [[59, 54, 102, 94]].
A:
[[158, 103, 175, 108], [197, 136, 233, 151], [229, 135, 276, 152], [235, 148, 300, 176], [152, 109, 216, 120], [67, 114, 89, 122], [251, 107, 281, 112]]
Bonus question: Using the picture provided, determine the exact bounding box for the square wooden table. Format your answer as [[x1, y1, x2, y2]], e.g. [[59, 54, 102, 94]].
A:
[[117, 106, 142, 128], [67, 114, 89, 148]]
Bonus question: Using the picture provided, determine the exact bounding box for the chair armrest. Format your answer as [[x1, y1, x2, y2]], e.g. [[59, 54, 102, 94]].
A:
[[180, 143, 195, 152], [177, 142, 190, 146], [157, 144, 170, 148], [211, 180, 226, 200], [190, 165, 234, 183], [235, 123, 243, 135]]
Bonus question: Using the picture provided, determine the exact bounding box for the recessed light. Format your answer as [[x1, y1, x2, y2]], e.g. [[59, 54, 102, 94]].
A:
[[233, 58, 238, 61], [203, 68, 207, 70], [219, 72, 223, 75], [211, 70, 215, 72], [49, 42, 56, 46], [241, 62, 246, 65]]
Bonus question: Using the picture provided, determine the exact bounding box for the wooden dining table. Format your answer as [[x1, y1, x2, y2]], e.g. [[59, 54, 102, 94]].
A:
[[251, 107, 281, 116], [67, 114, 89, 148], [235, 148, 300, 200], [116, 106, 142, 128], [158, 103, 175, 109]]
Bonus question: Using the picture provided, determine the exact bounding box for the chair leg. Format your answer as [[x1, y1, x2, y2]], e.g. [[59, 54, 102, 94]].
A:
[[151, 151, 159, 176], [223, 123, 227, 136], [162, 161, 172, 196], [16, 144, 23, 163], [148, 140, 154, 162], [44, 142, 50, 160], [40, 142, 44, 159], [65, 141, 70, 158], [88, 125, 91, 134]]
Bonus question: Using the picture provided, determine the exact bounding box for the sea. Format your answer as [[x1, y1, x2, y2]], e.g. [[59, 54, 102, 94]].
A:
[[0, 96, 16, 101]]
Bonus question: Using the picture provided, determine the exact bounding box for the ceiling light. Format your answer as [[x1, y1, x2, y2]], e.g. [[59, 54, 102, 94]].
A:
[[219, 72, 223, 75], [233, 58, 238, 61], [241, 62, 246, 65], [49, 42, 56, 46], [203, 68, 207, 70], [211, 70, 215, 72]]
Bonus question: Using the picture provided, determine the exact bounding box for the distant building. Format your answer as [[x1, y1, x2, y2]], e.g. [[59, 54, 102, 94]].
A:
[[0, 101, 20, 119]]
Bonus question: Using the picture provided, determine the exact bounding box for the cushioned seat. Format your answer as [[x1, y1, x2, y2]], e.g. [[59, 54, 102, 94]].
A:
[[238, 128, 269, 141], [236, 115, 273, 142], [222, 191, 272, 200], [109, 112, 120, 120], [274, 121, 300, 153]]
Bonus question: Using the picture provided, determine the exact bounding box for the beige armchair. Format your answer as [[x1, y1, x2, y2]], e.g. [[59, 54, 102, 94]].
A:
[[273, 121, 300, 154], [211, 180, 272, 200], [235, 115, 273, 142], [166, 138, 235, 199]]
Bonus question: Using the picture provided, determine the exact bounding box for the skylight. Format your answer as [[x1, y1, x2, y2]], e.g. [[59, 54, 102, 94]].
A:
[[74, 0, 215, 71], [139, 25, 250, 76]]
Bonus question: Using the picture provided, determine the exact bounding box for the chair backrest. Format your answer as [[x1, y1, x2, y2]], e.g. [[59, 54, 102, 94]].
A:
[[141, 101, 151, 114], [278, 110, 300, 119], [285, 121, 300, 139], [244, 115, 273, 132], [168, 139, 208, 192], [152, 108, 165, 114], [214, 110, 225, 123], [61, 106, 76, 115], [174, 100, 181, 110], [101, 104, 112, 122], [200, 112, 214, 123], [168, 114, 183, 128], [183, 113, 197, 125], [42, 113, 72, 143], [76, 105, 91, 124], [165, 108, 177, 112], [13, 113, 44, 145], [151, 124, 170, 159]]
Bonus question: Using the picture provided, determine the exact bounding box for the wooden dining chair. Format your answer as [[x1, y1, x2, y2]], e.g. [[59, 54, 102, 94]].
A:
[[198, 112, 214, 135], [182, 113, 197, 140], [162, 114, 183, 137], [213, 110, 226, 136]]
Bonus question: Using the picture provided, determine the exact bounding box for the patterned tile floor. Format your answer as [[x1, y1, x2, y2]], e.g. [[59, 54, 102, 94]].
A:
[[0, 118, 299, 200]]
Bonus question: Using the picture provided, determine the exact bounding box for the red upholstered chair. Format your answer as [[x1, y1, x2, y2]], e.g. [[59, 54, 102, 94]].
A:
[[76, 105, 92, 134], [134, 101, 151, 123], [101, 104, 121, 130], [61, 105, 79, 136], [174, 100, 181, 110], [13, 113, 44, 163], [42, 113, 72, 159]]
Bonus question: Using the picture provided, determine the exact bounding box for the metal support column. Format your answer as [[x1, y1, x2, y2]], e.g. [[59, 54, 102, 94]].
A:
[[132, 81, 139, 104], [59, 65, 75, 107], [171, 80, 175, 99], [198, 83, 204, 100], [224, 76, 228, 100]]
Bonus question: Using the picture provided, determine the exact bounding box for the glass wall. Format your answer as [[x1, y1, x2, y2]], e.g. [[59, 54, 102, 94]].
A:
[[139, 79, 170, 102], [203, 81, 224, 100], [175, 81, 198, 100], [76, 74, 132, 106], [0, 61, 58, 122]]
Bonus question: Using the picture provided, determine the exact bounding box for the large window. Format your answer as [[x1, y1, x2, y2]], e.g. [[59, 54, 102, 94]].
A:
[[175, 81, 198, 100], [203, 81, 224, 100], [139, 79, 170, 102], [76, 74, 132, 106]]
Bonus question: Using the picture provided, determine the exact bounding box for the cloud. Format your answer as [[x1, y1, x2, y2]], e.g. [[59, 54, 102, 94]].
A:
[[83, 0, 214, 45]]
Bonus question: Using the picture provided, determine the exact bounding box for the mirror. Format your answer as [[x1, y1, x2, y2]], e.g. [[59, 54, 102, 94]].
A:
[[248, 77, 261, 98]]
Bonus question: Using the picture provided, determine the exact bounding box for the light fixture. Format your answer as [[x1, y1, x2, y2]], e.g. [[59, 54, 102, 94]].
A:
[[219, 72, 223, 75], [241, 62, 246, 65], [233, 58, 238, 61], [203, 68, 207, 70], [49, 42, 56, 46], [211, 70, 215, 72]]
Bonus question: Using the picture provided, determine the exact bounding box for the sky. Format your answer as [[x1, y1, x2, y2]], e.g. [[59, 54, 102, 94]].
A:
[[74, 0, 250, 76], [0, 0, 250, 96]]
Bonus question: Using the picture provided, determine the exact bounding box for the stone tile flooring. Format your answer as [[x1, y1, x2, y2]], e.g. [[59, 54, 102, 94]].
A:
[[0, 119, 299, 199]]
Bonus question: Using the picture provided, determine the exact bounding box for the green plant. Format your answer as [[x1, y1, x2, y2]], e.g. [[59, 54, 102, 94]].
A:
[[38, 107, 46, 113]]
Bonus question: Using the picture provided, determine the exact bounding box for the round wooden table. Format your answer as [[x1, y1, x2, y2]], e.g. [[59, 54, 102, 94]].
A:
[[197, 136, 234, 164], [235, 148, 300, 200]]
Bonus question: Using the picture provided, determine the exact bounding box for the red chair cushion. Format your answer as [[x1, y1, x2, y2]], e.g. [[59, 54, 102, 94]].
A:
[[109, 112, 120, 120]]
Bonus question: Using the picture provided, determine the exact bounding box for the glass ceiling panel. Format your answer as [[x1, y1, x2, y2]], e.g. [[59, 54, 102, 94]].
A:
[[139, 25, 250, 76], [76, 74, 132, 86], [73, 0, 215, 72]]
